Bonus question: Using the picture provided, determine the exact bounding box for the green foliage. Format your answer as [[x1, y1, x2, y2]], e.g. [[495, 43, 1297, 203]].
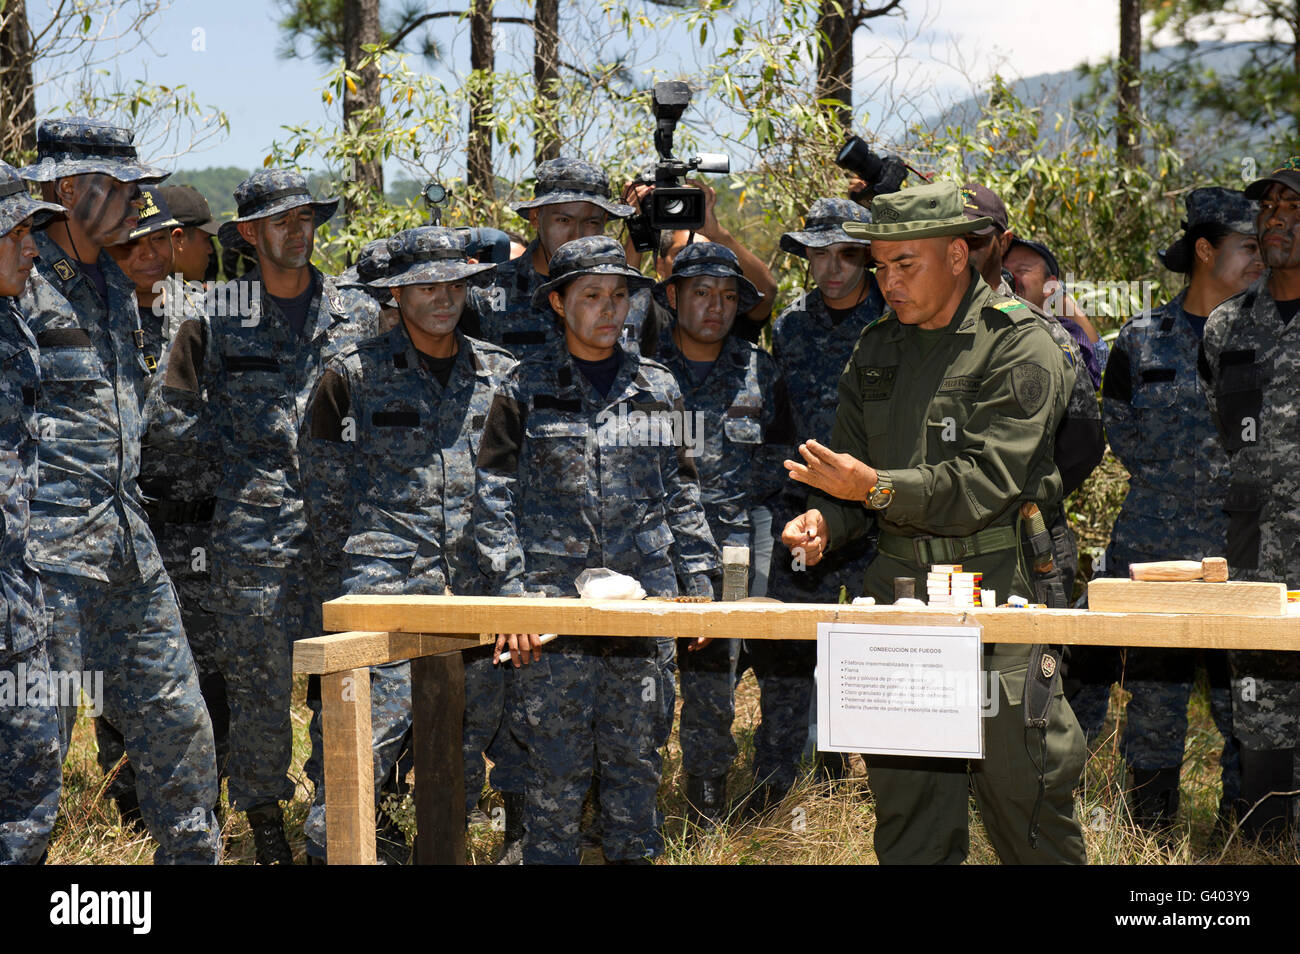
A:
[[1146, 0, 1300, 153], [913, 74, 1192, 335], [274, 0, 445, 65]]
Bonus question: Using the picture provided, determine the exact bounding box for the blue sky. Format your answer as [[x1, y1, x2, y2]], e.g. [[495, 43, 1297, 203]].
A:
[[27, 0, 1263, 174]]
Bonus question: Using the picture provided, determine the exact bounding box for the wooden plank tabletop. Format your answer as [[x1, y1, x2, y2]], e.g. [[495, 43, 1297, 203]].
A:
[[295, 595, 1300, 674]]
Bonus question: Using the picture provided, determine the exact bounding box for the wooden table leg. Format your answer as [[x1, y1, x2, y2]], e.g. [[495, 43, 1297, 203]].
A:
[[322, 667, 377, 865], [412, 649, 467, 865]]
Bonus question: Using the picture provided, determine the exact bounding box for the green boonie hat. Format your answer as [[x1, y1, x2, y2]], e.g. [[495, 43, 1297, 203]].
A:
[[845, 182, 992, 241]]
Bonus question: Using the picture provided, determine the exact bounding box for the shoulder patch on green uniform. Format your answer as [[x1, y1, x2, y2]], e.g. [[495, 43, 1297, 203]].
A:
[[1011, 362, 1050, 416], [993, 300, 1028, 314]]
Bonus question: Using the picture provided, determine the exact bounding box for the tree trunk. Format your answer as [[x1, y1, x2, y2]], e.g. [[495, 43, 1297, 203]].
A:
[[534, 0, 560, 166], [0, 0, 36, 160], [468, 0, 495, 199], [1292, 1, 1300, 139], [816, 0, 855, 132], [342, 0, 384, 212], [1117, 0, 1141, 165]]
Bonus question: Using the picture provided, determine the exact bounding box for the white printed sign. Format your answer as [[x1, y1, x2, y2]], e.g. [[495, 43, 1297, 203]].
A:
[[816, 622, 985, 759]]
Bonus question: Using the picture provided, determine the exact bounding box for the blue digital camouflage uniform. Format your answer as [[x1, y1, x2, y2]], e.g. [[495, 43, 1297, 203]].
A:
[[0, 299, 61, 864], [651, 243, 796, 783], [0, 162, 66, 863], [97, 192, 228, 802], [17, 118, 220, 864], [475, 236, 720, 863], [756, 198, 884, 794], [1200, 164, 1300, 838], [471, 157, 663, 359], [145, 170, 375, 816], [298, 227, 521, 859], [1104, 288, 1240, 808]]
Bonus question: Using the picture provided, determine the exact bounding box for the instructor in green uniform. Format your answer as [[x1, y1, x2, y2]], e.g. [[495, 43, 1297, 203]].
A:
[[780, 182, 1087, 865]]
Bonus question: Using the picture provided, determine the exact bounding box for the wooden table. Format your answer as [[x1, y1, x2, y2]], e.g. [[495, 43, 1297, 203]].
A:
[[292, 595, 1300, 864]]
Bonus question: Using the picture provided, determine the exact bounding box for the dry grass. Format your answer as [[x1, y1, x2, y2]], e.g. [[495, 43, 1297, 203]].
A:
[[47, 664, 1298, 865]]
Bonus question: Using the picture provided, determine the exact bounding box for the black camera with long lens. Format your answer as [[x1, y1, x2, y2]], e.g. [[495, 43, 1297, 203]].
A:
[[835, 135, 907, 201], [625, 81, 730, 253]]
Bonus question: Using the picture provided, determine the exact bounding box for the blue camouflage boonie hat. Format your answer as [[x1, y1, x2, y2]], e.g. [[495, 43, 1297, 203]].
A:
[[217, 169, 339, 253], [1159, 187, 1259, 273], [0, 160, 66, 238], [367, 227, 496, 288], [20, 117, 169, 184], [531, 235, 652, 308], [652, 241, 762, 313], [779, 197, 873, 257], [511, 157, 634, 219]]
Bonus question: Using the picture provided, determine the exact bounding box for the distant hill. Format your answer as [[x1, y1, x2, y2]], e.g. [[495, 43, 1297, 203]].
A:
[[925, 39, 1266, 157]]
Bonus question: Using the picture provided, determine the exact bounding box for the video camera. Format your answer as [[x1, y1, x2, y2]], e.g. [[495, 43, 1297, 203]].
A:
[[420, 178, 512, 264], [835, 135, 907, 202], [625, 81, 730, 253]]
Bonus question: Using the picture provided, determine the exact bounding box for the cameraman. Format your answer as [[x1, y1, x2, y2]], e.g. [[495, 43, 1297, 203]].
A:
[[622, 176, 777, 341]]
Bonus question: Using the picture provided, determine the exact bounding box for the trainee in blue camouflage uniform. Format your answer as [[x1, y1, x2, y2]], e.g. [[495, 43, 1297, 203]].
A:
[[652, 242, 795, 827], [145, 169, 375, 862], [0, 162, 66, 865], [470, 157, 665, 359], [94, 187, 228, 829], [475, 235, 720, 864], [298, 227, 520, 861], [752, 198, 883, 807], [1201, 159, 1300, 845], [18, 118, 220, 864], [1102, 188, 1259, 832]]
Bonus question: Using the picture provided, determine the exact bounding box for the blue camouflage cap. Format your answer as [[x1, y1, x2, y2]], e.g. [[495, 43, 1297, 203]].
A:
[[653, 241, 762, 313], [780, 197, 873, 257], [338, 237, 394, 287], [368, 226, 496, 288], [124, 186, 181, 241], [1159, 187, 1258, 273], [20, 117, 169, 184], [511, 157, 634, 219], [217, 169, 339, 253], [337, 238, 395, 305], [0, 160, 66, 239], [531, 235, 652, 308]]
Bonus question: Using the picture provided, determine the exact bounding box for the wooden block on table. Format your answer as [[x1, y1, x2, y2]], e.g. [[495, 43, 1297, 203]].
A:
[[1088, 579, 1287, 616]]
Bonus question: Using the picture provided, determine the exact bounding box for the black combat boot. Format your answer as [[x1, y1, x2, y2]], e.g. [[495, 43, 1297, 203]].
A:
[[1128, 765, 1181, 831], [114, 789, 147, 834], [495, 792, 524, 865], [246, 804, 293, 865], [684, 774, 728, 830], [1236, 747, 1296, 848]]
